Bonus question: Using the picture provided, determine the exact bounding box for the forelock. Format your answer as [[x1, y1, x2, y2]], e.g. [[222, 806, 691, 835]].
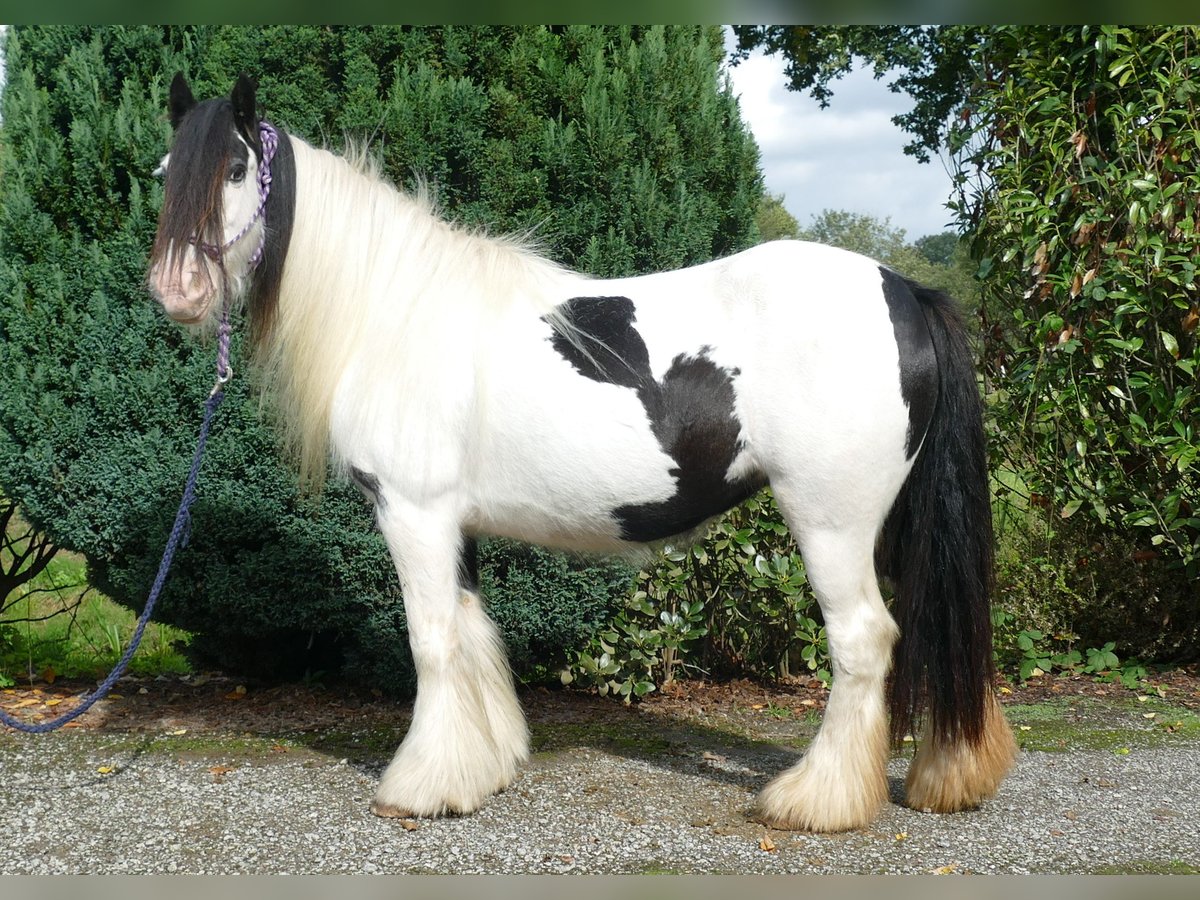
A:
[[152, 98, 243, 269]]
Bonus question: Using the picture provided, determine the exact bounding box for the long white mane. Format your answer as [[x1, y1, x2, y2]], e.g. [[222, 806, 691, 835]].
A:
[[267, 137, 573, 488]]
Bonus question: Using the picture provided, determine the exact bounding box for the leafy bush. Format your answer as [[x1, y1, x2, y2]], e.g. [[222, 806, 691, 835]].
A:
[[991, 482, 1191, 678], [955, 26, 1199, 590], [565, 490, 831, 701]]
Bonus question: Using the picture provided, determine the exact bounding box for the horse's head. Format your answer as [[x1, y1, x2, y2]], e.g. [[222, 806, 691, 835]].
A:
[[148, 73, 268, 328]]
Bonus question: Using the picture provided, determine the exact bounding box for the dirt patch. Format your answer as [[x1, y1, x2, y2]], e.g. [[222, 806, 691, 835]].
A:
[[4, 665, 1198, 742]]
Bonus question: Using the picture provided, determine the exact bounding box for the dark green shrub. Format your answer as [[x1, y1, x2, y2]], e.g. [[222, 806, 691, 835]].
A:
[[479, 540, 637, 682], [993, 512, 1198, 669], [0, 25, 761, 694]]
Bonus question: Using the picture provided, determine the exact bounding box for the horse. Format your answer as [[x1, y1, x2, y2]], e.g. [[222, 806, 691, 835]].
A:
[[147, 73, 1015, 833]]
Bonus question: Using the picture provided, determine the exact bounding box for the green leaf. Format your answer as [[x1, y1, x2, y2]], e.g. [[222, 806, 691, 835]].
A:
[[1160, 331, 1179, 357]]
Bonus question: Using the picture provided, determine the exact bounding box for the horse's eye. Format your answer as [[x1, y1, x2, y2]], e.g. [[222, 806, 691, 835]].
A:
[[229, 163, 247, 185]]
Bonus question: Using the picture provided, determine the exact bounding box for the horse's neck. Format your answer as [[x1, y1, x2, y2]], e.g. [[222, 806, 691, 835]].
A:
[[284, 138, 564, 325], [265, 136, 571, 487]]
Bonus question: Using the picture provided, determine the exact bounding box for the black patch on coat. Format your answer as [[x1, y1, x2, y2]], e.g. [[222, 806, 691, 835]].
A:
[[548, 296, 765, 544], [349, 467, 382, 508], [457, 537, 480, 594], [549, 296, 648, 391], [879, 268, 939, 459]]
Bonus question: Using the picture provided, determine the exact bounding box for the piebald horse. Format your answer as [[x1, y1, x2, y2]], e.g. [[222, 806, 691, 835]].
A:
[[148, 74, 1015, 832]]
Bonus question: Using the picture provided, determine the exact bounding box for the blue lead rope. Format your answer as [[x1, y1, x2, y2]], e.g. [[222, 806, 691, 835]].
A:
[[0, 359, 229, 734]]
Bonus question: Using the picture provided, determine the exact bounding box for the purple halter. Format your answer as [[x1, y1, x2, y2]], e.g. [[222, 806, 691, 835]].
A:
[[195, 121, 278, 387], [196, 120, 279, 271]]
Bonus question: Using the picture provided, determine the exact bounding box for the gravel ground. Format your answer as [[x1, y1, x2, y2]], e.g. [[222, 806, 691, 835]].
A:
[[2, 677, 1199, 875]]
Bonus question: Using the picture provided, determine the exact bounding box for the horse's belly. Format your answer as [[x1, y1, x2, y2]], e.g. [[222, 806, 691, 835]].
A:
[[470, 377, 760, 551]]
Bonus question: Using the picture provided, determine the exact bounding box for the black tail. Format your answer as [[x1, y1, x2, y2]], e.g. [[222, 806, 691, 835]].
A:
[[878, 285, 995, 747]]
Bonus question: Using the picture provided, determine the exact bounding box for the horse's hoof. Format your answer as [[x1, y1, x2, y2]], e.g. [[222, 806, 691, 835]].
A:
[[370, 800, 416, 819]]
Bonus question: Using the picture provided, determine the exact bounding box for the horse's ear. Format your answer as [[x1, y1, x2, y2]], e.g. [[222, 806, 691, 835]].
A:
[[231, 73, 262, 157], [168, 72, 195, 130]]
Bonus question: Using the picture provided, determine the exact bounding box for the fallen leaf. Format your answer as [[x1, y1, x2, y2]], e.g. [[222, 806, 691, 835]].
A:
[[1050, 828, 1065, 837], [759, 835, 777, 853], [209, 765, 235, 782], [225, 685, 247, 701], [931, 864, 958, 875], [894, 832, 908, 841], [1019, 725, 1032, 731], [168, 728, 188, 736], [1064, 810, 1078, 821], [400, 820, 420, 831], [44, 698, 62, 707], [999, 686, 1013, 694], [97, 766, 115, 775], [1143, 712, 1156, 719]]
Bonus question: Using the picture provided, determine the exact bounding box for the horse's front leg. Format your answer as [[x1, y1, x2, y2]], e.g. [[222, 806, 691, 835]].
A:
[[370, 498, 529, 818]]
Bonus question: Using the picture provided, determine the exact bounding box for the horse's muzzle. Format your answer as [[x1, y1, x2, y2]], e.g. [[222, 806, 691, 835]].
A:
[[149, 258, 213, 325]]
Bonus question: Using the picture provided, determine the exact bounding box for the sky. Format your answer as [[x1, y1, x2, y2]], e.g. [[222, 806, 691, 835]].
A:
[[723, 41, 961, 242]]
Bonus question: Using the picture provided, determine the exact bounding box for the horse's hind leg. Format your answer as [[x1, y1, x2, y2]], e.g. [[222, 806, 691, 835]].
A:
[[755, 519, 898, 832], [370, 499, 528, 818], [905, 692, 1014, 813]]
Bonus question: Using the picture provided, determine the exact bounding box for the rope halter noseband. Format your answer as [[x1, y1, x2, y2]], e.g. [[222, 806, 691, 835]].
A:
[[193, 120, 278, 389]]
